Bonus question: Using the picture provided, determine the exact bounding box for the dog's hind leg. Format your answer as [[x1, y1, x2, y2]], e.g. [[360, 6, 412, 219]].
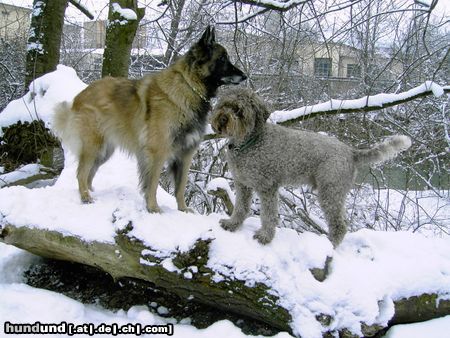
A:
[[137, 153, 150, 196], [253, 188, 278, 244], [87, 143, 115, 191], [169, 149, 196, 212], [317, 183, 349, 248], [220, 182, 253, 231], [77, 138, 104, 203]]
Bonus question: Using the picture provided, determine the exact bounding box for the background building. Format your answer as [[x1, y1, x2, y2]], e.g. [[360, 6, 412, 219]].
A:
[[0, 2, 31, 41]]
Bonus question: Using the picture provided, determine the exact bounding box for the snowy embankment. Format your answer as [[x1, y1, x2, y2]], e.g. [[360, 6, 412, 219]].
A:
[[0, 66, 449, 338]]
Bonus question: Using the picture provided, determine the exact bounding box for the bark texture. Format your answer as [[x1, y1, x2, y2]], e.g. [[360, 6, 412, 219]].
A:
[[25, 0, 68, 88], [1, 222, 449, 337], [0, 223, 291, 333], [102, 0, 145, 78]]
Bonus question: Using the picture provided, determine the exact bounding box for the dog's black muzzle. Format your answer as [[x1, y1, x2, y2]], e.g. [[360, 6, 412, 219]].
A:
[[220, 63, 247, 85]]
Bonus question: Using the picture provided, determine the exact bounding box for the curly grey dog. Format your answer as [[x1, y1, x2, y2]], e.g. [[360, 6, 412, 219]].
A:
[[210, 88, 411, 247]]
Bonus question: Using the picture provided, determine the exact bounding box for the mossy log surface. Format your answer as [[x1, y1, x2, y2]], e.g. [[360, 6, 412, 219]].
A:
[[1, 222, 449, 337], [0, 223, 291, 333]]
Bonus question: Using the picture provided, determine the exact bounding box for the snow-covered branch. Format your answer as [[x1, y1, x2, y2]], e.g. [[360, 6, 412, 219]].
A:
[[204, 82, 449, 139], [0, 164, 56, 188], [207, 178, 235, 215], [238, 0, 310, 11], [270, 81, 450, 126]]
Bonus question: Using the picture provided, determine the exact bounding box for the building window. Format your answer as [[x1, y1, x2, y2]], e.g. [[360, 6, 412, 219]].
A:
[[346, 64, 361, 78], [314, 58, 332, 77]]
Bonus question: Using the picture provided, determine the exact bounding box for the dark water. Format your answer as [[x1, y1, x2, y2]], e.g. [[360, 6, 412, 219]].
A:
[[357, 166, 450, 190]]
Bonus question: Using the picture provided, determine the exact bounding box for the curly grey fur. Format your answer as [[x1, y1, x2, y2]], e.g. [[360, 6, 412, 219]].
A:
[[211, 88, 412, 247]]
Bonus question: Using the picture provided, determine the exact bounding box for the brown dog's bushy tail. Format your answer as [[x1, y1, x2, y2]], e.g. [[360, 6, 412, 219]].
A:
[[52, 101, 81, 155], [354, 135, 412, 166]]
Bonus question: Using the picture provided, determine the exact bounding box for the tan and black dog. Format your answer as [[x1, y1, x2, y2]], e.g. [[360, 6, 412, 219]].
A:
[[53, 26, 246, 213]]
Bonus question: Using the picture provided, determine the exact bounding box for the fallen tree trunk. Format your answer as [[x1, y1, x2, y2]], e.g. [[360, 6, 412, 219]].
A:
[[1, 222, 449, 337], [0, 222, 292, 333]]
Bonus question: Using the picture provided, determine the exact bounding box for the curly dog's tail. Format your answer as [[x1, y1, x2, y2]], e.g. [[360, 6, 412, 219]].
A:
[[354, 135, 411, 166]]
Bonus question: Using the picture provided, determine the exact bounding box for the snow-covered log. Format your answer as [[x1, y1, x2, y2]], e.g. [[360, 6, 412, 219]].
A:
[[0, 222, 292, 332], [1, 218, 450, 337], [1, 151, 450, 337], [0, 164, 56, 188]]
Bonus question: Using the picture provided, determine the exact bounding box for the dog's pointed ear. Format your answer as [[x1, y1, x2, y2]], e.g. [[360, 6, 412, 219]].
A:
[[199, 26, 216, 48]]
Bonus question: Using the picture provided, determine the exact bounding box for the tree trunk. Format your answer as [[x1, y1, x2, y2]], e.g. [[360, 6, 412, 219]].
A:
[[25, 0, 68, 89], [0, 222, 292, 333], [163, 0, 186, 65], [1, 222, 449, 337], [102, 0, 145, 78]]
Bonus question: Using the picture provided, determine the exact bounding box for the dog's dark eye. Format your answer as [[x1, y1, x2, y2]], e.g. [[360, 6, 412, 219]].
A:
[[219, 54, 227, 62], [219, 115, 228, 125]]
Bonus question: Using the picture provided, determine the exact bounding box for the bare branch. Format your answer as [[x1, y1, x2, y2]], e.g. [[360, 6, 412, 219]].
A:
[[68, 0, 94, 20]]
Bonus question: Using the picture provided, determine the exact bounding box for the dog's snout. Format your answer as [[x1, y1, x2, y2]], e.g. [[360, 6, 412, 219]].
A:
[[233, 66, 247, 83], [212, 113, 228, 134]]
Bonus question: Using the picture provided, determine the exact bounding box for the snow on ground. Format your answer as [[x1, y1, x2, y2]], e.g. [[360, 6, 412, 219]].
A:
[[1, 157, 449, 337], [0, 164, 43, 188], [0, 65, 86, 136], [383, 315, 450, 338], [0, 243, 291, 338], [0, 66, 449, 337]]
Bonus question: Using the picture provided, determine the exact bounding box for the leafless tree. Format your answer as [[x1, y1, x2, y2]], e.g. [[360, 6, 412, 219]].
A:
[[102, 0, 145, 77], [25, 0, 69, 88]]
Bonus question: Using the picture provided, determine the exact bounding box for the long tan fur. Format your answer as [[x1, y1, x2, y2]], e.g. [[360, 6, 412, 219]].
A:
[[53, 27, 246, 212]]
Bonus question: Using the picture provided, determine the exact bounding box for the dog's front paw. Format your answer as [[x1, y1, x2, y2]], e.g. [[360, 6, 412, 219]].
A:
[[80, 192, 94, 204], [220, 218, 241, 232], [147, 205, 162, 213], [253, 227, 275, 245], [179, 206, 196, 214]]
